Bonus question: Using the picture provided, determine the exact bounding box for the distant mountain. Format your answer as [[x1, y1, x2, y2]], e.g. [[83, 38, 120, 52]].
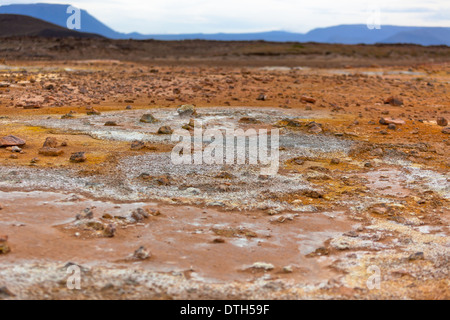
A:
[[0, 14, 103, 38], [1, 3, 449, 45], [0, 3, 124, 38]]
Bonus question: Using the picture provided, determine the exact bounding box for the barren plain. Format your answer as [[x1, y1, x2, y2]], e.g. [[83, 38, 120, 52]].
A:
[[0, 39, 449, 299]]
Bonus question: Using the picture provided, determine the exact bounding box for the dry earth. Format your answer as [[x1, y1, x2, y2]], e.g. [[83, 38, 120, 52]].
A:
[[0, 44, 449, 299]]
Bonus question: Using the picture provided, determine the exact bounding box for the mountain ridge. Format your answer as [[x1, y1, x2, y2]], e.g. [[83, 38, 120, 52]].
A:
[[0, 13, 103, 38], [0, 3, 449, 45]]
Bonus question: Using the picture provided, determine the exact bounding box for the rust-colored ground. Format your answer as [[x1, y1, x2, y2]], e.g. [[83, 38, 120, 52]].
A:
[[0, 42, 449, 299]]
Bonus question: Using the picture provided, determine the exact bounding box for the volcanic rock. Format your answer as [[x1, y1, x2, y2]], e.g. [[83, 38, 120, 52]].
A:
[[437, 117, 448, 127], [0, 135, 26, 147], [177, 104, 196, 117], [140, 113, 158, 123], [70, 152, 87, 163]]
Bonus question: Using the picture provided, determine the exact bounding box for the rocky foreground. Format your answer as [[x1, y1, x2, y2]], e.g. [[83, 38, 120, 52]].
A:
[[0, 60, 448, 299]]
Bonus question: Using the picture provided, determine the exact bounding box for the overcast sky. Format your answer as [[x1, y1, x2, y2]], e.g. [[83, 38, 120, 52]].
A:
[[2, 0, 449, 34]]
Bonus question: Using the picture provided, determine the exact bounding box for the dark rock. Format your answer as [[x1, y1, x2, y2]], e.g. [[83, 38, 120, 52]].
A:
[[76, 208, 94, 220], [140, 113, 158, 123], [130, 141, 145, 150], [384, 96, 403, 106], [0, 235, 11, 254], [43, 137, 58, 148], [256, 93, 267, 101], [0, 135, 26, 147], [0, 286, 15, 297], [387, 123, 397, 130], [177, 105, 196, 117], [70, 152, 86, 163], [437, 117, 448, 127], [300, 95, 316, 104], [408, 252, 424, 261], [133, 246, 151, 260], [330, 158, 340, 164], [308, 123, 322, 134], [239, 117, 261, 124], [157, 126, 173, 134], [86, 106, 101, 115], [103, 224, 116, 238]]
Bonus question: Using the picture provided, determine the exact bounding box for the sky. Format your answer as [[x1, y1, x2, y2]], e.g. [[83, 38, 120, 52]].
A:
[[1, 0, 449, 34]]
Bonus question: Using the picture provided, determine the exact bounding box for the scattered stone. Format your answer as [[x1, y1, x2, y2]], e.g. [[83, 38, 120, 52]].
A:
[[140, 113, 158, 123], [330, 158, 340, 164], [182, 118, 198, 131], [344, 230, 358, 238], [387, 123, 397, 130], [212, 238, 225, 244], [156, 175, 171, 186], [384, 96, 403, 106], [0, 286, 15, 297], [133, 246, 151, 260], [103, 224, 116, 238], [308, 123, 322, 134], [408, 252, 425, 261], [0, 235, 10, 254], [70, 152, 87, 163], [177, 105, 196, 117], [215, 171, 235, 179], [11, 146, 21, 153], [38, 147, 64, 157], [300, 95, 316, 104], [126, 105, 132, 110], [301, 189, 324, 199], [282, 265, 293, 273], [157, 126, 173, 134], [9, 154, 18, 159], [61, 113, 74, 119], [104, 121, 118, 126], [43, 137, 58, 148], [249, 262, 274, 271], [43, 83, 55, 90], [130, 208, 149, 222], [311, 247, 329, 256], [442, 127, 450, 134], [370, 204, 391, 215], [239, 117, 261, 124], [143, 207, 161, 216], [371, 148, 384, 157], [86, 106, 101, 115], [130, 141, 145, 150], [256, 93, 267, 101], [186, 187, 201, 195], [76, 208, 94, 220], [379, 118, 405, 125], [0, 135, 26, 147], [437, 117, 448, 127]]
